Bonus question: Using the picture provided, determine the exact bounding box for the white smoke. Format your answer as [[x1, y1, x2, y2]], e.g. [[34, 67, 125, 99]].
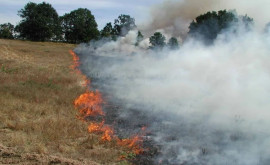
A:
[[75, 28, 270, 164], [140, 0, 270, 39], [74, 1, 270, 164]]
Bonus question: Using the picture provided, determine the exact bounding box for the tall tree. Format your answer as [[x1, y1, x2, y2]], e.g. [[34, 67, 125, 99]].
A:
[[167, 37, 179, 50], [0, 23, 14, 39], [188, 10, 253, 44], [135, 31, 144, 46], [114, 14, 136, 36], [149, 32, 166, 50], [16, 2, 61, 41], [240, 14, 254, 30], [100, 22, 115, 40], [61, 8, 99, 43]]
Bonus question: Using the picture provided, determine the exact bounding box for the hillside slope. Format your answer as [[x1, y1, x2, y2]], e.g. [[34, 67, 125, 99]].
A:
[[0, 39, 127, 164]]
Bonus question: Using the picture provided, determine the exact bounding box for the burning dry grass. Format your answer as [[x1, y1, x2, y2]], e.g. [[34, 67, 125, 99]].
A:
[[0, 39, 130, 164]]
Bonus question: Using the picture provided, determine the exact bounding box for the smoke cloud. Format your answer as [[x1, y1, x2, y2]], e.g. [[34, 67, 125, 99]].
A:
[[74, 1, 270, 164], [141, 0, 270, 40]]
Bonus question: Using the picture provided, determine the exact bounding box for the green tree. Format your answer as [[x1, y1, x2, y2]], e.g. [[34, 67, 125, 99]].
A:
[[100, 22, 116, 40], [0, 23, 14, 39], [167, 37, 179, 50], [240, 14, 254, 30], [135, 31, 144, 46], [188, 10, 253, 44], [149, 32, 166, 50], [16, 2, 61, 41], [114, 14, 136, 36], [61, 8, 99, 43]]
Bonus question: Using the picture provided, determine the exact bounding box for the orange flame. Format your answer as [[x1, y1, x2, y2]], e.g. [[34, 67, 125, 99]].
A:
[[88, 121, 104, 133], [70, 50, 144, 157], [74, 90, 104, 118], [69, 50, 90, 87], [87, 121, 114, 141], [69, 50, 80, 72], [117, 136, 144, 154], [101, 125, 114, 141]]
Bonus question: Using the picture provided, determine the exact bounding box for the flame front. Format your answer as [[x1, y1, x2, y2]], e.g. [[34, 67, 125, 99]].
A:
[[70, 50, 144, 156], [74, 90, 104, 118], [69, 50, 90, 87], [88, 121, 104, 133], [87, 121, 114, 141], [69, 50, 80, 71], [101, 125, 114, 141], [117, 136, 144, 154]]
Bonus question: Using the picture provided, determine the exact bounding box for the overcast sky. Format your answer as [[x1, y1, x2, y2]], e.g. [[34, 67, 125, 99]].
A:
[[0, 0, 163, 29]]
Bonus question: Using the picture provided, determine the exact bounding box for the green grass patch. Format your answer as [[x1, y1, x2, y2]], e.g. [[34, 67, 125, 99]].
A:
[[1, 64, 18, 74]]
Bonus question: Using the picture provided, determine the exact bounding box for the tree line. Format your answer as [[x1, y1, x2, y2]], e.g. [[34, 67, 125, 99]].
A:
[[0, 2, 134, 44], [0, 1, 256, 49]]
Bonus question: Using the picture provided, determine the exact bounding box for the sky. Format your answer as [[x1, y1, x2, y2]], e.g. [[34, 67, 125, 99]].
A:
[[0, 0, 163, 29]]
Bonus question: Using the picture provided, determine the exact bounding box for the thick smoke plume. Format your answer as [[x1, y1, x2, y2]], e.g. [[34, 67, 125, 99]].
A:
[[75, 29, 270, 164], [141, 0, 270, 40], [74, 1, 270, 164]]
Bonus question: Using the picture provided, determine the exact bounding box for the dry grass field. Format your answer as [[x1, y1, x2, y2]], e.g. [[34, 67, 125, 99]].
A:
[[0, 39, 129, 164]]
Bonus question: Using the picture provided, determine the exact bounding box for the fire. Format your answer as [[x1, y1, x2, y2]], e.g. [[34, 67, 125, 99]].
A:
[[81, 75, 90, 87], [70, 50, 145, 157], [117, 136, 144, 154], [87, 121, 114, 141], [69, 50, 90, 87], [74, 90, 104, 118], [88, 121, 104, 133], [69, 50, 80, 72], [101, 125, 114, 141]]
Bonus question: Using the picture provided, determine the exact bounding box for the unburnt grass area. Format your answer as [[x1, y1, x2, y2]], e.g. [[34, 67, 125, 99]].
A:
[[0, 39, 131, 165]]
